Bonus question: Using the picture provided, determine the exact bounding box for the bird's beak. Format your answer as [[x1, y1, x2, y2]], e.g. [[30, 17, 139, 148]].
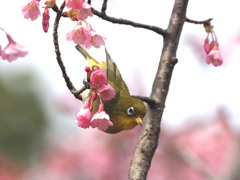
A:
[[136, 117, 143, 127]]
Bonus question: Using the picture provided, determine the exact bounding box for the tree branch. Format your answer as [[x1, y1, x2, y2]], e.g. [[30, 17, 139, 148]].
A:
[[185, 17, 213, 24], [101, 0, 108, 13], [53, 2, 82, 100], [129, 0, 189, 179], [91, 8, 167, 36], [131, 95, 157, 106]]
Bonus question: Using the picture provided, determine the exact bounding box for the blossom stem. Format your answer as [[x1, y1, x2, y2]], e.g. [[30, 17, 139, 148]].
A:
[[185, 17, 213, 25], [212, 31, 218, 41]]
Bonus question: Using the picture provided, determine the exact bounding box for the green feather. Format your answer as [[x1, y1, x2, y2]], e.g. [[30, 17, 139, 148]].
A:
[[105, 49, 130, 96]]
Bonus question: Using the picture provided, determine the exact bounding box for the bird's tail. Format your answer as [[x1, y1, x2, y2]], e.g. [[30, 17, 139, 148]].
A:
[[75, 45, 100, 67]]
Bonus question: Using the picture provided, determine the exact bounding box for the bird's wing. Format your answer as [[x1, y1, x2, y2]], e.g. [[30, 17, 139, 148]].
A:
[[105, 48, 130, 96]]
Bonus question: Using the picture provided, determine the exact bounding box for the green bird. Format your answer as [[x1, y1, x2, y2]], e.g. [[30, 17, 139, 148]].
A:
[[76, 45, 146, 133]]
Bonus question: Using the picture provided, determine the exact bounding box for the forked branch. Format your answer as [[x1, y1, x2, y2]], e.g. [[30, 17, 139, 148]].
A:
[[53, 1, 82, 100]]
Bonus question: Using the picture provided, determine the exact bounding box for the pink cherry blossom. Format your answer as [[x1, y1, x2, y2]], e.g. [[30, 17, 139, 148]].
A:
[[90, 69, 108, 86], [76, 2, 93, 20], [76, 108, 92, 128], [206, 49, 223, 67], [22, 0, 41, 21], [42, 7, 50, 33], [1, 34, 28, 62], [203, 31, 223, 67], [66, 23, 91, 45], [84, 29, 106, 49], [91, 34, 105, 48], [98, 84, 116, 101], [65, 0, 84, 9], [90, 103, 113, 131], [76, 100, 92, 129]]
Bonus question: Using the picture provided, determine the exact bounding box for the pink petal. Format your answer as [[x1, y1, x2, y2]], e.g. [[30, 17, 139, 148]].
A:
[[77, 3, 93, 20], [206, 50, 223, 67], [90, 34, 105, 48], [90, 70, 107, 86], [22, 0, 41, 21], [98, 84, 116, 101], [76, 107, 92, 129], [65, 0, 84, 9], [90, 111, 113, 131], [1, 35, 28, 62], [66, 25, 91, 45]]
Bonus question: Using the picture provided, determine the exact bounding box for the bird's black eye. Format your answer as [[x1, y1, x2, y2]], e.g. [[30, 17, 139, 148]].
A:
[[127, 107, 135, 116]]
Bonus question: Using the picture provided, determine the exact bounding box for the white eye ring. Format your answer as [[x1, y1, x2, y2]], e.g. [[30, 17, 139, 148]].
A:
[[127, 107, 135, 116]]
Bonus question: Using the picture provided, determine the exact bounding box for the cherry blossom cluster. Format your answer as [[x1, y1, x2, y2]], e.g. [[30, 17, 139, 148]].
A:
[[22, 0, 53, 33], [76, 66, 116, 131], [203, 22, 223, 67], [64, 0, 105, 49], [22, 0, 105, 49], [0, 28, 28, 62]]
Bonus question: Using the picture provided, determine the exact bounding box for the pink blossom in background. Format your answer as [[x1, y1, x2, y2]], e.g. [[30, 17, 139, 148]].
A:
[[1, 109, 238, 180], [66, 23, 92, 45], [22, 0, 41, 21], [65, 0, 84, 9], [0, 157, 23, 180], [29, 134, 118, 180], [90, 69, 108, 86], [148, 110, 238, 180], [54, 91, 81, 112], [1, 34, 28, 62], [42, 7, 50, 33], [98, 84, 116, 101], [90, 103, 113, 131]]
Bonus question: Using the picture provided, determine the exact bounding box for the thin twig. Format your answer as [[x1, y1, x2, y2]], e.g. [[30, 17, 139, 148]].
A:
[[131, 95, 157, 106], [185, 17, 213, 24], [51, 4, 67, 17], [101, 0, 108, 13], [51, 1, 166, 36], [91, 8, 167, 37], [53, 1, 82, 100], [71, 86, 88, 95]]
